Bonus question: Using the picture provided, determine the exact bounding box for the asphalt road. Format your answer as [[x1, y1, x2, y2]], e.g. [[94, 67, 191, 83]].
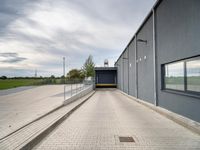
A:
[[0, 86, 36, 96]]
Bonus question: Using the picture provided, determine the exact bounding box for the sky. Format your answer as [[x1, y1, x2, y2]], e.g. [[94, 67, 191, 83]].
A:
[[0, 0, 156, 77]]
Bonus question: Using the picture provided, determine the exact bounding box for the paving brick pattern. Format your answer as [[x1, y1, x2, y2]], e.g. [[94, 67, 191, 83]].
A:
[[0, 85, 75, 139], [0, 91, 93, 150], [35, 89, 200, 150]]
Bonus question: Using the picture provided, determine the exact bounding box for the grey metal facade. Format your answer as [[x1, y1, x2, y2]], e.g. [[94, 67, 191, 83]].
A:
[[117, 59, 121, 90], [128, 40, 136, 97], [120, 57, 123, 91], [123, 49, 129, 94], [137, 15, 154, 104], [156, 0, 200, 122], [115, 0, 200, 122]]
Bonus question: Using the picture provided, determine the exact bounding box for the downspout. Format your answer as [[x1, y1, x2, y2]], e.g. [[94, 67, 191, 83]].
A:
[[153, 8, 158, 106], [123, 55, 124, 92], [135, 35, 138, 98], [128, 48, 129, 95], [121, 59, 123, 91]]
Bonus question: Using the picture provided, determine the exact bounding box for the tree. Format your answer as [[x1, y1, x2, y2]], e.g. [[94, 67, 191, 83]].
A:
[[50, 75, 55, 79], [0, 76, 7, 80], [66, 69, 83, 80], [60, 75, 65, 79], [82, 55, 95, 77], [79, 70, 85, 79]]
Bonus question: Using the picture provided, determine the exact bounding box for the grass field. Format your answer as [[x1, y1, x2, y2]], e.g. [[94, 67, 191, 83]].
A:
[[0, 78, 81, 90], [0, 79, 44, 90]]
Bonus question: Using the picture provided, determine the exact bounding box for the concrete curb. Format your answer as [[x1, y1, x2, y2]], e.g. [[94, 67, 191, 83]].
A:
[[117, 89, 200, 136], [20, 91, 95, 150]]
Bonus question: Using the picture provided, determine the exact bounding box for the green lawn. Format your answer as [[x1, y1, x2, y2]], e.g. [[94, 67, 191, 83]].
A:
[[165, 76, 200, 85], [187, 76, 200, 85], [0, 79, 43, 90], [0, 78, 71, 90]]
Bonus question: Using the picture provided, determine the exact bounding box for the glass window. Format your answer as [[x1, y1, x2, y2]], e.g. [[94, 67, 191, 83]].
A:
[[165, 62, 184, 91], [186, 58, 200, 92]]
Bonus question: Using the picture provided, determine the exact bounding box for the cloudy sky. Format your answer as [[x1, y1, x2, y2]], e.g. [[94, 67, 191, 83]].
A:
[[0, 0, 156, 77]]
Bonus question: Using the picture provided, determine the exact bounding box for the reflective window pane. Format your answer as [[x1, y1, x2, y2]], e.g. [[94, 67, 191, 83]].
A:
[[186, 58, 200, 92], [165, 62, 184, 91]]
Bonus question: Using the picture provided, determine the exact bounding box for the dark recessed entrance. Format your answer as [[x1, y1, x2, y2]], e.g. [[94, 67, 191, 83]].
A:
[[95, 67, 117, 88]]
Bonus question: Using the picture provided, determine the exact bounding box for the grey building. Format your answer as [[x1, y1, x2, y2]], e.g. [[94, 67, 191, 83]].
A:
[[115, 0, 200, 122]]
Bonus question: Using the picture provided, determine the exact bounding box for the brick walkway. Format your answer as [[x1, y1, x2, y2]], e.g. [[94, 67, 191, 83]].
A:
[[0, 91, 94, 150], [34, 89, 200, 150], [0, 85, 74, 139]]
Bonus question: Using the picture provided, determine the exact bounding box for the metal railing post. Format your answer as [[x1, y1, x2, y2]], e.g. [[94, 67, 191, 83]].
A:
[[64, 85, 66, 101], [76, 82, 77, 94], [71, 83, 72, 96]]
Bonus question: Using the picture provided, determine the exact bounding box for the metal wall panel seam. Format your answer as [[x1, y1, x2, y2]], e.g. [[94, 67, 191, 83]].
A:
[[128, 47, 130, 95], [152, 8, 158, 106], [135, 35, 138, 98]]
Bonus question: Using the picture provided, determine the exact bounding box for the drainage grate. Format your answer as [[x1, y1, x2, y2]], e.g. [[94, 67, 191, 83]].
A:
[[119, 136, 135, 142]]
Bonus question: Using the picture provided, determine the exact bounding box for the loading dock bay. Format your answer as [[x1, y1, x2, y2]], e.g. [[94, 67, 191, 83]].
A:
[[95, 67, 117, 88]]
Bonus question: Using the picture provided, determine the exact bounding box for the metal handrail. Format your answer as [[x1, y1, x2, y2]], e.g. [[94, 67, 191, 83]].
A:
[[64, 79, 93, 101]]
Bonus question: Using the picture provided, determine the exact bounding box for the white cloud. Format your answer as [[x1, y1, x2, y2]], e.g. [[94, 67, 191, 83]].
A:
[[0, 0, 156, 77]]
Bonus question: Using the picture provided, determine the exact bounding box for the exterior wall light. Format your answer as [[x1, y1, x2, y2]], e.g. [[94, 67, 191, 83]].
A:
[[137, 39, 147, 44]]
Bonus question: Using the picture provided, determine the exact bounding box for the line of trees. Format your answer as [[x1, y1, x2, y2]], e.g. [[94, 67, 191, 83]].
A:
[[0, 76, 56, 80], [0, 76, 7, 80]]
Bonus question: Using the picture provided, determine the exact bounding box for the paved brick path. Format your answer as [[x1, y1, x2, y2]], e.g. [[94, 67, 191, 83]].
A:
[[34, 89, 200, 150], [0, 85, 74, 139], [0, 91, 94, 150]]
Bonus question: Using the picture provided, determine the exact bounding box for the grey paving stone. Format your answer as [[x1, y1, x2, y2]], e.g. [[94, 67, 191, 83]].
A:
[[0, 91, 93, 149], [34, 89, 200, 150], [0, 85, 76, 139]]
